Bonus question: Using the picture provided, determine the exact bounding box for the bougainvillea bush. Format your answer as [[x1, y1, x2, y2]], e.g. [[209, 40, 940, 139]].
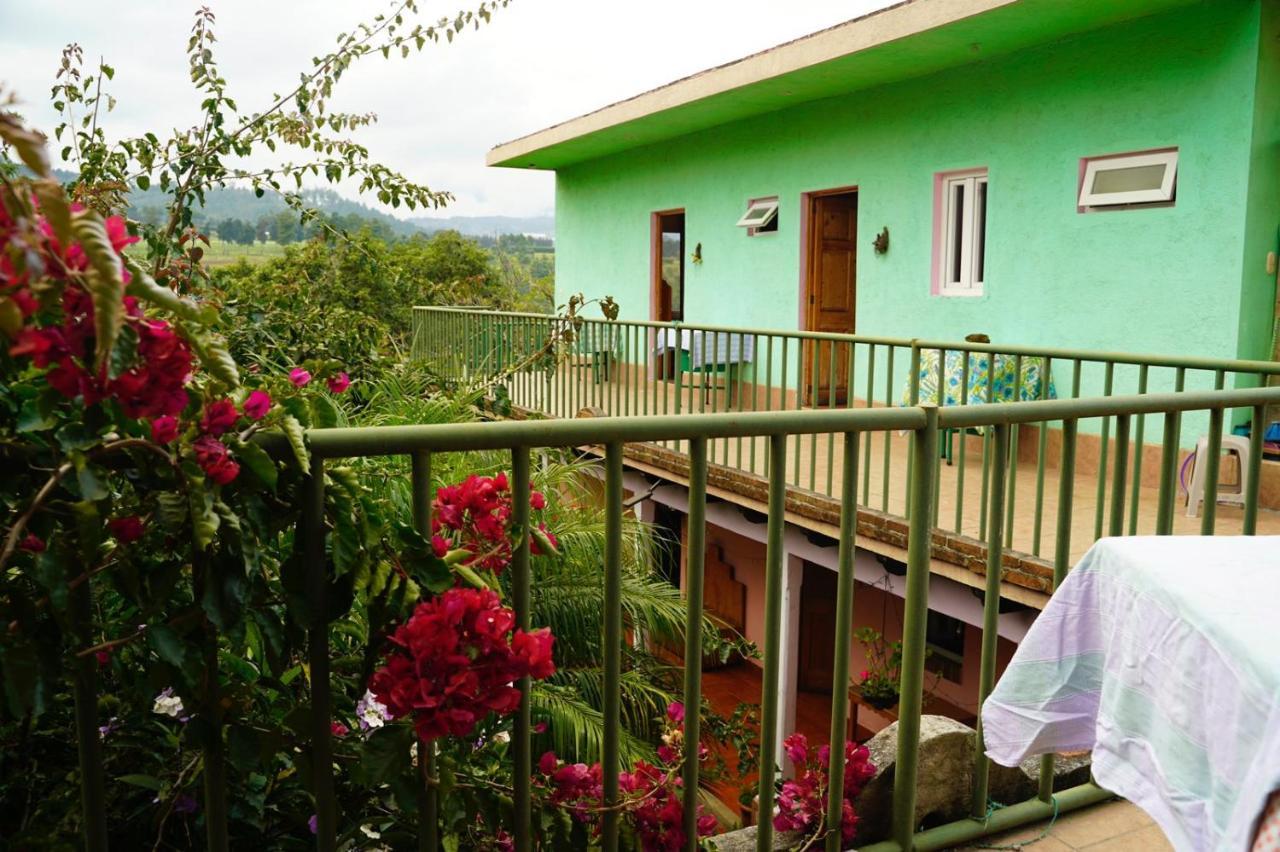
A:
[[0, 104, 748, 847], [773, 733, 876, 845]]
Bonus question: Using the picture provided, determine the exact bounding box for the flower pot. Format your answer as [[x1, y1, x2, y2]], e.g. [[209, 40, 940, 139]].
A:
[[862, 692, 899, 711]]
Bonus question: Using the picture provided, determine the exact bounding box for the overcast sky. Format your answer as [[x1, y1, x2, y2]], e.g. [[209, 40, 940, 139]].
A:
[[2, 1, 895, 219]]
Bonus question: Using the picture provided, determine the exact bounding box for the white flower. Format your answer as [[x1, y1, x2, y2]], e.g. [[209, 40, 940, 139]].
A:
[[493, 731, 510, 745], [360, 824, 382, 840], [152, 687, 185, 719], [356, 689, 390, 731]]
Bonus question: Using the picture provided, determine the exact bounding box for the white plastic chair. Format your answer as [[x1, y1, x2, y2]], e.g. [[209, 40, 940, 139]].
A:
[[1185, 433, 1251, 517]]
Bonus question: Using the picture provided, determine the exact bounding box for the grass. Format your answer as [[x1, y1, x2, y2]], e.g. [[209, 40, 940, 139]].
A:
[[201, 238, 289, 269]]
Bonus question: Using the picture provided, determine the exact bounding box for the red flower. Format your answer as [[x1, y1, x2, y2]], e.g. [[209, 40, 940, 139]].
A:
[[326, 371, 350, 394], [95, 649, 111, 667], [19, 534, 45, 553], [431, 535, 450, 558], [773, 734, 874, 842], [330, 722, 350, 737], [151, 416, 179, 444], [530, 491, 546, 510], [199, 399, 239, 437], [242, 390, 271, 420], [193, 436, 240, 485], [108, 516, 145, 544], [289, 367, 311, 387], [368, 588, 556, 744]]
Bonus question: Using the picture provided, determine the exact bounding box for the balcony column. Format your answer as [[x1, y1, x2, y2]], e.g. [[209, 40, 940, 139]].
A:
[[775, 553, 803, 778]]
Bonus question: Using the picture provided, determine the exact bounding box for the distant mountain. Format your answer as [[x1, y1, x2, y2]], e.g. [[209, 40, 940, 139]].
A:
[[47, 169, 553, 240], [409, 215, 555, 239]]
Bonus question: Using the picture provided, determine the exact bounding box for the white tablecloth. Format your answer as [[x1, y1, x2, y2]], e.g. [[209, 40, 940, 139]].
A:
[[982, 536, 1280, 851], [652, 329, 753, 370]]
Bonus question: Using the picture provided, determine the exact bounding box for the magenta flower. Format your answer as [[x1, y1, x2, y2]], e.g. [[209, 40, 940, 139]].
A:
[[308, 814, 318, 835], [19, 533, 45, 553], [199, 399, 239, 437], [289, 367, 312, 387], [667, 701, 685, 723], [150, 415, 179, 444], [242, 389, 271, 420], [326, 371, 350, 393], [108, 516, 145, 544]]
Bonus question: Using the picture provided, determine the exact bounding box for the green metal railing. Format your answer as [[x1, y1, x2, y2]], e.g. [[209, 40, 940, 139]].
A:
[[57, 378, 1280, 850], [411, 306, 1280, 564]]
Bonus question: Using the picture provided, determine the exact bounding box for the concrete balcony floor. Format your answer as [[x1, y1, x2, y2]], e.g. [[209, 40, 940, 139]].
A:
[[954, 798, 1172, 851]]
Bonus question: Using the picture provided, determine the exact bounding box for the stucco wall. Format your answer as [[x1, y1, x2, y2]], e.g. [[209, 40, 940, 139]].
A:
[[555, 2, 1266, 402]]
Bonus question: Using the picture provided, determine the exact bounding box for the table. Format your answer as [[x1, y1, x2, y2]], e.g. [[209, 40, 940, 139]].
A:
[[652, 329, 754, 405], [981, 536, 1280, 851], [901, 350, 1057, 407]]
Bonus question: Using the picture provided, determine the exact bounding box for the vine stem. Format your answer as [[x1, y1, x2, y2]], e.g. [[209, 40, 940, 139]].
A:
[[0, 437, 175, 573]]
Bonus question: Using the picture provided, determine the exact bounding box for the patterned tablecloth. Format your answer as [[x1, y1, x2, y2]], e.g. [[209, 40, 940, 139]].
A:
[[981, 536, 1280, 851], [901, 350, 1056, 406], [653, 329, 754, 370]]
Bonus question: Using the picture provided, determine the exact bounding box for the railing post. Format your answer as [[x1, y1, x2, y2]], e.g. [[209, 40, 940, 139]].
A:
[[303, 456, 337, 852], [1041, 418, 1078, 801], [756, 434, 788, 852], [1200, 408, 1223, 535], [509, 448, 534, 851], [683, 438, 709, 852], [1108, 414, 1130, 537], [891, 404, 938, 851], [1245, 405, 1264, 534], [410, 452, 440, 852], [195, 553, 229, 852], [824, 432, 860, 852], [601, 442, 624, 851], [69, 568, 108, 852], [971, 423, 1008, 819]]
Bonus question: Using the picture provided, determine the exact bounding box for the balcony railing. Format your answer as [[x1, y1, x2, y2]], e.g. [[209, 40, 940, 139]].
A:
[[411, 306, 1280, 567], [295, 385, 1276, 851], [53, 307, 1280, 851]]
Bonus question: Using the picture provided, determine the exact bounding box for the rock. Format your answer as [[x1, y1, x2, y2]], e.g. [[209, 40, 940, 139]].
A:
[[708, 716, 1092, 851]]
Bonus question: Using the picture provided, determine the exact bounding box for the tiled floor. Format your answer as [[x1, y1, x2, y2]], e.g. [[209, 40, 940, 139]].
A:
[[952, 798, 1173, 851]]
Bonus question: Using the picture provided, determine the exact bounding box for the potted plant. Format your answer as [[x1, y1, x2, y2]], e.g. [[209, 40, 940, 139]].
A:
[[853, 626, 903, 710]]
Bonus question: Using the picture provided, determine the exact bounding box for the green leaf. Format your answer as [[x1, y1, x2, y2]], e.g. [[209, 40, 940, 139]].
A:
[[0, 113, 52, 177], [70, 208, 126, 369], [279, 414, 309, 471], [184, 324, 240, 388], [74, 457, 110, 501], [0, 297, 21, 339], [16, 395, 57, 432], [234, 440, 278, 490], [32, 177, 71, 246], [136, 175, 150, 191], [156, 491, 188, 531], [55, 422, 102, 451], [309, 395, 340, 429], [359, 724, 414, 785], [106, 322, 139, 380], [117, 774, 164, 792], [147, 624, 188, 668], [189, 487, 220, 549]]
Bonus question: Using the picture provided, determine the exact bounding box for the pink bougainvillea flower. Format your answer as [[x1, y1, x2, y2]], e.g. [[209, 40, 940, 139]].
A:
[[529, 491, 546, 510], [330, 721, 350, 738], [242, 389, 271, 420], [859, 669, 870, 681], [308, 814, 318, 835], [289, 367, 312, 387], [326, 371, 350, 393], [150, 415, 179, 444], [19, 533, 46, 553], [533, 721, 548, 734], [95, 649, 111, 667], [368, 587, 556, 743], [193, 435, 240, 485], [108, 516, 145, 544], [199, 399, 239, 437], [667, 701, 685, 723], [431, 535, 450, 558]]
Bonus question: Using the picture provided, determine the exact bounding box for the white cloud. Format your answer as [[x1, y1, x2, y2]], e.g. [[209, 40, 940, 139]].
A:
[[2, 0, 895, 218]]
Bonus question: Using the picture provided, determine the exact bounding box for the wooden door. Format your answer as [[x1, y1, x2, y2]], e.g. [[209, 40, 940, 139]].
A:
[[804, 192, 857, 406], [797, 562, 839, 693]]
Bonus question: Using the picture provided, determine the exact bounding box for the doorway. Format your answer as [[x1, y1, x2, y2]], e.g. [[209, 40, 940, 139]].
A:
[[797, 561, 839, 693], [802, 190, 857, 405], [651, 210, 685, 322]]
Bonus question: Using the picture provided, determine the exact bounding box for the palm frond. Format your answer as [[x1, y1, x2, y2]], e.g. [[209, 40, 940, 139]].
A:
[[530, 683, 654, 766]]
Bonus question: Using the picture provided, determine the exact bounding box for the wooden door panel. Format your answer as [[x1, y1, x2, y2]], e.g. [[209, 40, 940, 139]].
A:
[[805, 192, 857, 406], [798, 564, 839, 693]]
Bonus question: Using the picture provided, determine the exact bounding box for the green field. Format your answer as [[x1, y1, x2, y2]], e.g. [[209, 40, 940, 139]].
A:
[[201, 239, 289, 269]]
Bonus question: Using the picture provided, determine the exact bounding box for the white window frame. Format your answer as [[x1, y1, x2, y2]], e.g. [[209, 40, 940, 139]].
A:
[[937, 170, 987, 297], [736, 196, 779, 233], [1078, 149, 1178, 208]]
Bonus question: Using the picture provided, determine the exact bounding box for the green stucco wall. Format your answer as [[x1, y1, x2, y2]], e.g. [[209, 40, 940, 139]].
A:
[[554, 1, 1273, 405]]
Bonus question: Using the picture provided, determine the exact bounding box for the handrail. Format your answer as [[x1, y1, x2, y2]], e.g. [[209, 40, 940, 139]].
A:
[[413, 304, 1280, 376]]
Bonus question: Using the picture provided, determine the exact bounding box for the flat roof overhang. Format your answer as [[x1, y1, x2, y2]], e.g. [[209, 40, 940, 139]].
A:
[[487, 0, 1200, 171]]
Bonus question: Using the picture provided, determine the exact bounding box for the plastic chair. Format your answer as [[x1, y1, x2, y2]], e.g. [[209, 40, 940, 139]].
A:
[[1185, 433, 1251, 517]]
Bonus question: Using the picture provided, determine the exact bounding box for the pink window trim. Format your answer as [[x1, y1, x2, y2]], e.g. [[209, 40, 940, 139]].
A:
[[930, 167, 987, 296]]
